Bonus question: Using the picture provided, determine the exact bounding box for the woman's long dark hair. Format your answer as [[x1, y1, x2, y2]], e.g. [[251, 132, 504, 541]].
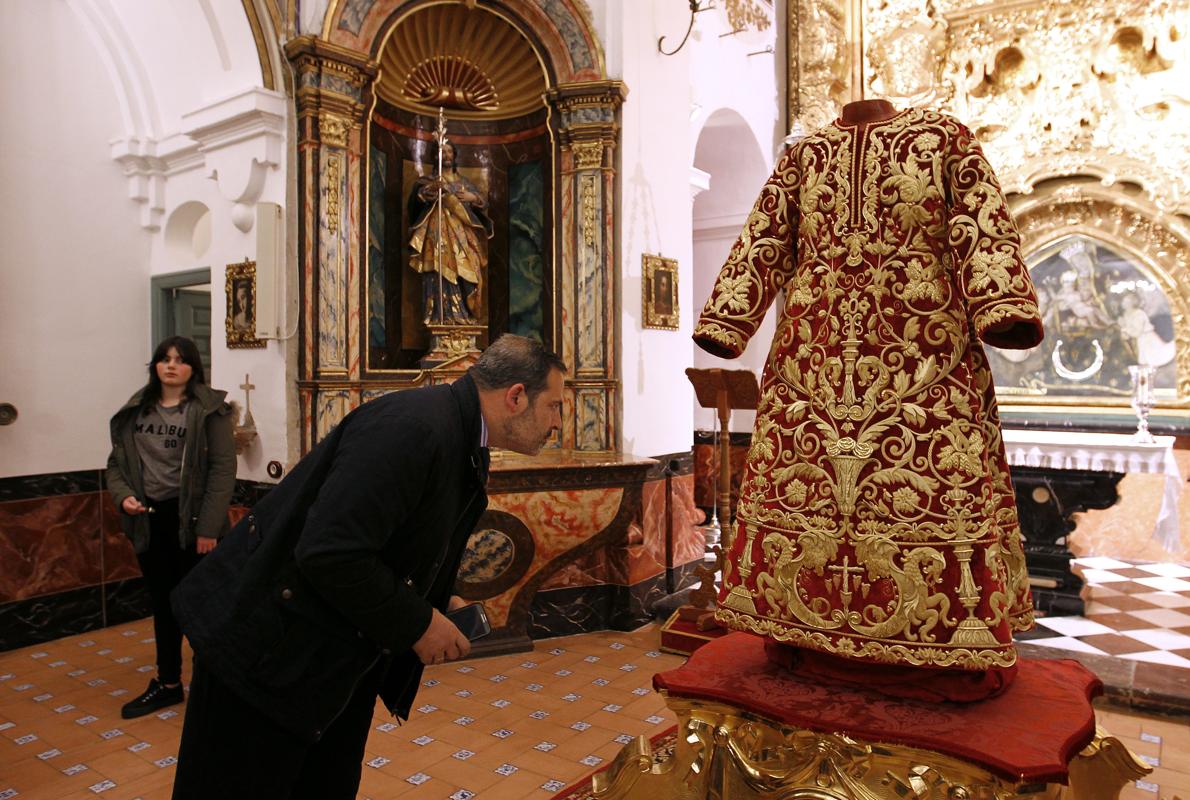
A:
[[141, 336, 206, 413]]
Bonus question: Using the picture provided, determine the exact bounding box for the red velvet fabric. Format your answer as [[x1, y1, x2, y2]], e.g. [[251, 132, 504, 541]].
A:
[[764, 641, 1017, 702], [654, 632, 1102, 784]]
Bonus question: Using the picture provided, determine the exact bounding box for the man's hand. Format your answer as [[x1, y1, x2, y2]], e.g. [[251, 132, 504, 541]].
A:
[[196, 537, 217, 554], [447, 595, 468, 612], [412, 608, 470, 666]]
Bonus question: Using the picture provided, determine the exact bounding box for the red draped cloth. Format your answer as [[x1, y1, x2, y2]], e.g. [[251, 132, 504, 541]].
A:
[[654, 632, 1101, 785]]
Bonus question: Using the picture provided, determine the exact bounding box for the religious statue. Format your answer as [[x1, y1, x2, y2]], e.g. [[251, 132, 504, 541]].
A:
[[408, 109, 493, 325], [694, 100, 1044, 700]]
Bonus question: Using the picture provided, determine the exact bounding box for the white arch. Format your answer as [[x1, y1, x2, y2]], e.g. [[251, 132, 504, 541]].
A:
[[691, 107, 776, 433]]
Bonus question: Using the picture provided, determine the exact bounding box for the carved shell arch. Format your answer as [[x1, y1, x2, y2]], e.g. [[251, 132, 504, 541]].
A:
[[375, 3, 548, 120]]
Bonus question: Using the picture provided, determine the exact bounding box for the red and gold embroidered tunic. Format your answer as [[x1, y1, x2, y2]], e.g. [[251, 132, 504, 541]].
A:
[[694, 107, 1044, 670]]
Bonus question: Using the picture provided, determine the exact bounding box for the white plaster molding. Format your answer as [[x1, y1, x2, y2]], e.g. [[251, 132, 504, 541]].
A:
[[690, 166, 711, 200], [109, 137, 167, 231], [182, 88, 288, 232], [69, 0, 169, 230], [693, 211, 748, 241]]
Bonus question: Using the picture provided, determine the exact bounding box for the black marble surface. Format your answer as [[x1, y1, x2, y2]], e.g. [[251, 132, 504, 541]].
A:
[[0, 580, 151, 653], [1010, 466, 1124, 616], [0, 586, 105, 651], [104, 578, 152, 628], [0, 469, 102, 502], [527, 572, 671, 640]]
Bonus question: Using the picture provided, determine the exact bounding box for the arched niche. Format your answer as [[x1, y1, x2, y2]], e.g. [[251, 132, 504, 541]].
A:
[[991, 183, 1190, 414], [691, 108, 771, 433], [286, 0, 624, 452]]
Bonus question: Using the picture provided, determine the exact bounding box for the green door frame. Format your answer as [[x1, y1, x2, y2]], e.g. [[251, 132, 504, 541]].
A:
[[151, 268, 212, 348]]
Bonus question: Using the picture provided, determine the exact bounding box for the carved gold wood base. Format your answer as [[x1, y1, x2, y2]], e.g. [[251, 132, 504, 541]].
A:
[[593, 695, 1150, 800], [419, 323, 486, 368]]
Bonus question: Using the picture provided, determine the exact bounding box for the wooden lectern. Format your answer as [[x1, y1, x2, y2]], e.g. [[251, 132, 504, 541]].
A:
[[659, 368, 759, 657], [685, 367, 760, 539]]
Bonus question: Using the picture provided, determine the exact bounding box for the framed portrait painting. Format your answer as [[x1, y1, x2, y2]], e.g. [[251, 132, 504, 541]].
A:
[[225, 259, 265, 349], [642, 253, 678, 330]]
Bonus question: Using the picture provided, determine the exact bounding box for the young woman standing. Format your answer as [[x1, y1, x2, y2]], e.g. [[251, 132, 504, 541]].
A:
[[106, 336, 236, 718]]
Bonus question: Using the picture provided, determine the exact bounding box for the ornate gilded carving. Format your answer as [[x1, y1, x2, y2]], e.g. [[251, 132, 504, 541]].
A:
[[791, 0, 851, 133], [862, 0, 948, 108], [573, 141, 604, 170], [318, 114, 351, 149], [1011, 185, 1190, 406], [594, 696, 1151, 800], [724, 0, 773, 32], [581, 175, 597, 247], [855, 0, 1190, 215], [324, 154, 342, 235], [548, 81, 627, 147]]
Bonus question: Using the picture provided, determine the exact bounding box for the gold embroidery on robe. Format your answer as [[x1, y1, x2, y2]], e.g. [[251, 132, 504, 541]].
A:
[[696, 108, 1043, 670]]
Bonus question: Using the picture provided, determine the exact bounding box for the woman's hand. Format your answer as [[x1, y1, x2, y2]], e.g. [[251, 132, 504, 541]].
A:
[[121, 496, 147, 515], [196, 537, 217, 554]]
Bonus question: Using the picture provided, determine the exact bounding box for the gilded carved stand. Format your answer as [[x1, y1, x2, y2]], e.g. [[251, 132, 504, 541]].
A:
[[594, 633, 1150, 800], [595, 701, 1149, 800]]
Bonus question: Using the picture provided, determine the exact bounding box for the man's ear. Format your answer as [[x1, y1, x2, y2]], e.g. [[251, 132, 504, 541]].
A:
[[504, 383, 527, 413]]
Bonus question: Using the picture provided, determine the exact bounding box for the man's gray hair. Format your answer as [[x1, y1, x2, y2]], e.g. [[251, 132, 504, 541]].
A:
[[470, 334, 567, 398]]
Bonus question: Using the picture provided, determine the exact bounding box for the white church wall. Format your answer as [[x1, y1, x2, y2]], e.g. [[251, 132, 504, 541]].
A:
[[595, 0, 783, 452], [610, 0, 697, 459], [0, 1, 289, 482], [688, 8, 782, 434]]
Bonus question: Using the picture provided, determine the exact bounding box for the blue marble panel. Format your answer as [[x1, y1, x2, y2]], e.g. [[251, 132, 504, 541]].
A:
[[538, 0, 595, 71], [576, 389, 606, 450], [315, 390, 351, 443], [508, 161, 545, 341], [368, 146, 387, 350]]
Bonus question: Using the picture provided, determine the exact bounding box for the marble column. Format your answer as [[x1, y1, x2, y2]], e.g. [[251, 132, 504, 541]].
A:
[[284, 36, 378, 450], [547, 81, 627, 452]]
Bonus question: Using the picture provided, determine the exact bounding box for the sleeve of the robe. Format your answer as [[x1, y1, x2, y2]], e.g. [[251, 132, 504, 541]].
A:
[[693, 150, 799, 359], [944, 121, 1044, 350]]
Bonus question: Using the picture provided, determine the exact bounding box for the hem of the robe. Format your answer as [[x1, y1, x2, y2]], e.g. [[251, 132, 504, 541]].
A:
[[713, 607, 1019, 670]]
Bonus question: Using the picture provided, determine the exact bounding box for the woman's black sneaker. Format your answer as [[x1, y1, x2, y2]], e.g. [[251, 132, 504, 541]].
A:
[[120, 678, 184, 719]]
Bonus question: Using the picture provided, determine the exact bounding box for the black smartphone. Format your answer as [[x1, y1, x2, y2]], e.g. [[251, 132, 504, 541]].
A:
[[446, 603, 492, 641]]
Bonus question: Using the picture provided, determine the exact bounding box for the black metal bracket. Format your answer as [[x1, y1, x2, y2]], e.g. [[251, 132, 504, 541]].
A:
[[658, 0, 714, 57]]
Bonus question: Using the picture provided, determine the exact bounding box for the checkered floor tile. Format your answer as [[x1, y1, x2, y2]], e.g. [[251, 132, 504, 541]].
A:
[[1017, 558, 1190, 668]]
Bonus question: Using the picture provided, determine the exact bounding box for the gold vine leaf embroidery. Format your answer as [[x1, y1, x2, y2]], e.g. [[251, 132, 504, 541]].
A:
[[712, 272, 753, 315], [967, 249, 1013, 294], [937, 427, 985, 476]]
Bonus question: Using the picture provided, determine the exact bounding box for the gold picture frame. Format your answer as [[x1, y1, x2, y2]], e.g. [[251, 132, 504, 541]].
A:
[[225, 259, 265, 349], [643, 253, 679, 330]]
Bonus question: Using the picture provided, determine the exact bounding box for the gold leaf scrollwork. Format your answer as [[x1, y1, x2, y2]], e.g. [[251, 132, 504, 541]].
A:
[[325, 155, 342, 235], [724, 0, 772, 33], [582, 176, 597, 248]]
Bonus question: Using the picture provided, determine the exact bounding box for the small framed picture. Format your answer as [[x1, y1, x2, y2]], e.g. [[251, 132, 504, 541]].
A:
[[642, 253, 678, 330], [225, 260, 265, 349]]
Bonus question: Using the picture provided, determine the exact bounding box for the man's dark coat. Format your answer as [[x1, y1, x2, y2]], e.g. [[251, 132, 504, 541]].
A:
[[172, 375, 489, 742]]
